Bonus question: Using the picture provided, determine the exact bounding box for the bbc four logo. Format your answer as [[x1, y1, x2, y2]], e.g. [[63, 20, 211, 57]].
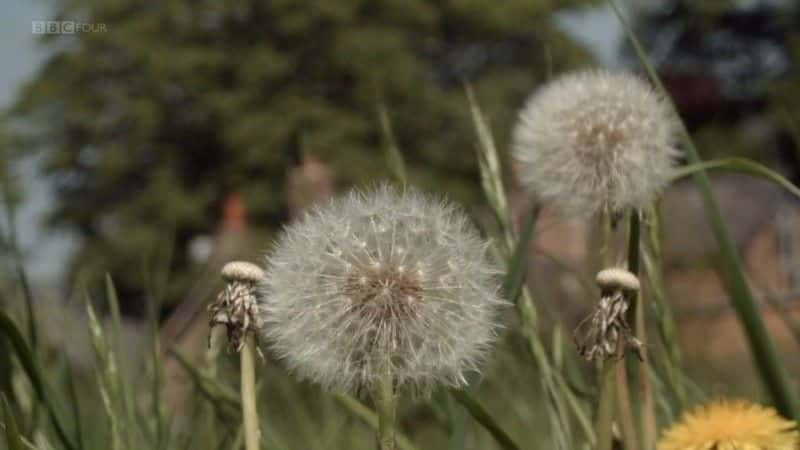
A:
[[32, 21, 106, 34]]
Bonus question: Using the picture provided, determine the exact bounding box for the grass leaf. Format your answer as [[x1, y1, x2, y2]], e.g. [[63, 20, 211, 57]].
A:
[[502, 204, 540, 305], [168, 348, 241, 420], [672, 157, 800, 200], [2, 394, 24, 450], [378, 105, 407, 185], [448, 389, 522, 450], [0, 310, 76, 450], [105, 274, 137, 445], [609, 0, 800, 419]]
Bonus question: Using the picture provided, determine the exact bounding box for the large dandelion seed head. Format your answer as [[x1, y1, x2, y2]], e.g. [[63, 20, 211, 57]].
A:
[[259, 185, 504, 395], [658, 399, 798, 450], [512, 69, 679, 215]]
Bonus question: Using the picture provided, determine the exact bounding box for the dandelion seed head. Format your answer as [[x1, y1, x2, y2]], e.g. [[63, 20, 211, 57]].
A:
[[512, 69, 679, 215], [259, 185, 505, 395], [658, 399, 798, 450]]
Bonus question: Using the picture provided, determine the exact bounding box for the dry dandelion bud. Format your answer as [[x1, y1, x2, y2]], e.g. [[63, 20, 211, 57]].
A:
[[512, 69, 679, 216], [658, 399, 798, 450], [209, 261, 264, 352], [574, 268, 644, 362], [258, 185, 505, 395]]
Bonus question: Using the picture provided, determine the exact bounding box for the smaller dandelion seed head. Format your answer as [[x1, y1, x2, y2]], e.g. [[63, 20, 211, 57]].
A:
[[596, 268, 640, 292], [209, 261, 264, 352], [512, 69, 680, 215], [575, 268, 643, 362], [259, 185, 506, 395], [657, 399, 799, 450]]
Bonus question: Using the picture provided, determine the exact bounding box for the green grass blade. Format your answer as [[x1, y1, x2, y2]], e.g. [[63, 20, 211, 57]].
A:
[[0, 176, 38, 350], [448, 389, 522, 450], [85, 295, 124, 450], [466, 83, 592, 448], [0, 333, 13, 407], [465, 84, 511, 235], [2, 394, 24, 450], [378, 105, 407, 185], [502, 205, 540, 305], [168, 349, 240, 420], [14, 263, 37, 351], [105, 275, 137, 445], [672, 157, 800, 200], [0, 310, 76, 450], [64, 364, 84, 450], [609, 0, 800, 419]]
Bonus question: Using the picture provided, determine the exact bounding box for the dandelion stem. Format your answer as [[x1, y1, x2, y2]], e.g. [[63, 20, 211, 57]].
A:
[[375, 369, 397, 450], [596, 360, 617, 450], [595, 210, 617, 450], [614, 212, 641, 450], [240, 333, 260, 450]]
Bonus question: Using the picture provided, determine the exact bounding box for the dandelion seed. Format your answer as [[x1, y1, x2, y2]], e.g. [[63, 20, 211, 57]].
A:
[[658, 399, 798, 450], [574, 268, 644, 361], [259, 185, 505, 395], [209, 261, 264, 352], [512, 69, 679, 215]]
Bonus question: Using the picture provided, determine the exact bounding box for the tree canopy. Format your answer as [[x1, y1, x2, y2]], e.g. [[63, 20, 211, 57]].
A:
[[14, 0, 591, 306]]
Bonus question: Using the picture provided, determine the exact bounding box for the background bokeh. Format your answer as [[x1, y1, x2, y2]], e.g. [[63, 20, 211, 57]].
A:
[[1, 0, 799, 449]]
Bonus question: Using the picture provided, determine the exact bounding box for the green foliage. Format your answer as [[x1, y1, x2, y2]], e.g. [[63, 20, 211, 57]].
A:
[[12, 0, 590, 304]]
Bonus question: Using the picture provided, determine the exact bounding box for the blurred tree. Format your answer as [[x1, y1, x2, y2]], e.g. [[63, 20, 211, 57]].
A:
[[626, 0, 800, 169], [13, 0, 591, 309]]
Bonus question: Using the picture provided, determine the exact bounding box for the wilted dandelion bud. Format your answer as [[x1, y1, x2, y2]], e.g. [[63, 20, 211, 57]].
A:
[[658, 399, 798, 450], [574, 268, 643, 361], [259, 185, 504, 395], [512, 69, 679, 215], [209, 261, 264, 352]]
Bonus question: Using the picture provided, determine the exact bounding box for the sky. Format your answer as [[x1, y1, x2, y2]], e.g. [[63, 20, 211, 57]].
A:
[[0, 0, 622, 285], [0, 0, 79, 284]]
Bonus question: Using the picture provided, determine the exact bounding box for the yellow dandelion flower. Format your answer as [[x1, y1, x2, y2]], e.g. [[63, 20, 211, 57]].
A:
[[658, 399, 798, 450]]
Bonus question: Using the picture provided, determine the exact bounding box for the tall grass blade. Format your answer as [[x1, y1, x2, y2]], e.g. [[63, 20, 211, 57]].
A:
[[503, 205, 540, 305], [14, 264, 37, 351], [672, 157, 800, 200], [465, 83, 593, 448], [448, 389, 522, 450], [64, 364, 84, 450], [0, 172, 38, 350], [641, 207, 687, 409], [85, 294, 124, 450], [2, 394, 24, 450], [609, 0, 800, 419], [168, 349, 240, 420], [378, 105, 407, 185], [0, 333, 13, 408], [0, 310, 76, 450], [105, 275, 137, 445]]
